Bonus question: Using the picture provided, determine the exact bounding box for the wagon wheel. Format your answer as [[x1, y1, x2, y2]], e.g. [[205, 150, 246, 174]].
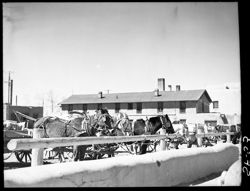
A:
[[147, 140, 159, 152], [52, 147, 73, 162], [63, 146, 74, 160], [106, 144, 119, 157], [87, 145, 105, 160], [15, 150, 32, 163], [146, 142, 155, 153], [4, 152, 13, 160]]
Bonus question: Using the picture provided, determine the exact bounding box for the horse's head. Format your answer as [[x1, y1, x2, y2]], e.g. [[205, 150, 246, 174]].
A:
[[91, 113, 114, 137], [133, 119, 146, 135], [161, 114, 175, 134], [114, 112, 132, 136]]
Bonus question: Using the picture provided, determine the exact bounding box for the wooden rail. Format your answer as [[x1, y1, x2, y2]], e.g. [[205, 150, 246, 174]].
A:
[[7, 134, 169, 151], [6, 129, 236, 167]]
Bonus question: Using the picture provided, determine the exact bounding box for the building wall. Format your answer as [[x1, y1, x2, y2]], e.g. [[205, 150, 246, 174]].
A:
[[196, 94, 210, 113], [208, 88, 241, 115], [3, 104, 43, 128], [61, 100, 200, 121], [205, 82, 241, 115]]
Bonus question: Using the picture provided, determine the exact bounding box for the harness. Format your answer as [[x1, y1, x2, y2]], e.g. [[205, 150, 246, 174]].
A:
[[36, 117, 84, 138], [145, 120, 152, 134]]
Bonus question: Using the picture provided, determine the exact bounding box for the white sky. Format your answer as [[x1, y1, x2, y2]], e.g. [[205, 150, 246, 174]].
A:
[[3, 2, 240, 106]]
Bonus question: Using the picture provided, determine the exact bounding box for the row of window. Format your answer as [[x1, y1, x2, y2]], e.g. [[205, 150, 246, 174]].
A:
[[68, 102, 187, 114]]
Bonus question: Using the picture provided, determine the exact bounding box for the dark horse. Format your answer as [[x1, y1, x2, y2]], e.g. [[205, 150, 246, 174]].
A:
[[132, 114, 175, 154]]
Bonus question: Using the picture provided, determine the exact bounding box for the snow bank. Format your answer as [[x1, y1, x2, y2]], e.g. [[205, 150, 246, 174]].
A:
[[223, 159, 241, 186], [4, 143, 239, 187]]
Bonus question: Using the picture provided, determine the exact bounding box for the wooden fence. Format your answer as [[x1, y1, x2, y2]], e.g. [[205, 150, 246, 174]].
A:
[[7, 128, 236, 167]]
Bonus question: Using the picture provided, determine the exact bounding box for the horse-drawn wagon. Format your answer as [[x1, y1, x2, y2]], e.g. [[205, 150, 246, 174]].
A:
[[4, 129, 32, 163], [4, 110, 37, 164]]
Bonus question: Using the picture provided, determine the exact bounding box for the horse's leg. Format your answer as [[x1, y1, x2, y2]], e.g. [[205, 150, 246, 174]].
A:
[[73, 145, 80, 161], [187, 137, 192, 148], [174, 141, 179, 149], [140, 140, 149, 154], [73, 145, 87, 161], [79, 145, 87, 161]]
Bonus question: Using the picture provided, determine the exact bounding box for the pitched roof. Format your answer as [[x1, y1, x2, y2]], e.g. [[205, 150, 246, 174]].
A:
[[59, 89, 212, 105]]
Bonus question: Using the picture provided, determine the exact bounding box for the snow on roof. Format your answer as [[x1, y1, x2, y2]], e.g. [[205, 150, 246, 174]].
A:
[[59, 89, 212, 105]]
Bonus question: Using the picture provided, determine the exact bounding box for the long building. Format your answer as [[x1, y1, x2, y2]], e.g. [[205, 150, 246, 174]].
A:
[[59, 78, 236, 125]]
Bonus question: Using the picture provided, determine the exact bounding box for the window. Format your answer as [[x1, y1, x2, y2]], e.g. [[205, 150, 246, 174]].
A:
[[115, 103, 120, 113], [97, 103, 102, 110], [128, 103, 133, 110], [82, 104, 87, 112], [180, 101, 186, 113], [68, 104, 73, 111], [157, 102, 163, 113], [213, 101, 219, 109], [136, 103, 142, 114]]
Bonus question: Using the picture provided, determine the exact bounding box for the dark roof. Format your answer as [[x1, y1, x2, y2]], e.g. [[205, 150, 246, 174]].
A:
[[59, 89, 212, 105]]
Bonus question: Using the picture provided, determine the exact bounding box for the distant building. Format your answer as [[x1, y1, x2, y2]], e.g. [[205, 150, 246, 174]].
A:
[[206, 82, 241, 115], [60, 79, 220, 124], [59, 79, 241, 125], [3, 103, 43, 128]]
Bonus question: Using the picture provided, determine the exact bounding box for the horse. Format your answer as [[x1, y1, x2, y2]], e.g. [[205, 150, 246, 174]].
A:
[[92, 108, 114, 136], [132, 114, 175, 154], [112, 112, 132, 136], [81, 108, 121, 159], [33, 113, 94, 162]]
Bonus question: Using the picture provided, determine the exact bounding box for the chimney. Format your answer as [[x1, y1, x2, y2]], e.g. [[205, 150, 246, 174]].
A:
[[168, 85, 172, 91], [157, 78, 165, 91], [154, 89, 160, 96], [98, 91, 103, 98], [176, 85, 181, 91]]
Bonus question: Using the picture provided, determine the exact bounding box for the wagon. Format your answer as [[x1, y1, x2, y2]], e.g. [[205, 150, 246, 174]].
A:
[[4, 129, 33, 163]]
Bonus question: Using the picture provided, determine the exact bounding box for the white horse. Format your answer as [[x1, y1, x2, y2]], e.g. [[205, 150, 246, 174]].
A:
[[113, 112, 132, 136]]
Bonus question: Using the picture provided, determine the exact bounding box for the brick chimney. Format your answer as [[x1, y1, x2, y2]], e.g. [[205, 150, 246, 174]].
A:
[[157, 78, 165, 91], [98, 91, 103, 98], [176, 85, 181, 91], [154, 89, 160, 96], [168, 85, 172, 91]]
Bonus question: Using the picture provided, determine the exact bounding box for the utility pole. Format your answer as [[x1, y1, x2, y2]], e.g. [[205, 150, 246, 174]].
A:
[[4, 71, 14, 105], [10, 79, 13, 105]]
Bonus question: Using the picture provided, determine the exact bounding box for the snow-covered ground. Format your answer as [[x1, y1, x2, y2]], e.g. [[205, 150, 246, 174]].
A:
[[4, 142, 241, 186]]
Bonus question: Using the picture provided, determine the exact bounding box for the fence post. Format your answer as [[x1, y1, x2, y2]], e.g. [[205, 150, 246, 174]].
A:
[[226, 129, 231, 143], [31, 128, 44, 167], [160, 128, 166, 151], [197, 128, 203, 147]]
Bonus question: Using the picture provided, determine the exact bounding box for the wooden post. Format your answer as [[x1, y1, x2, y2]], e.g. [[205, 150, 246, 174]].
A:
[[31, 129, 44, 167], [226, 129, 231, 143], [197, 128, 203, 147], [160, 128, 166, 151]]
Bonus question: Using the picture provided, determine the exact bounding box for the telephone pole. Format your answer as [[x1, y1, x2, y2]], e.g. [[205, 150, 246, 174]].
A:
[[4, 71, 14, 105]]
